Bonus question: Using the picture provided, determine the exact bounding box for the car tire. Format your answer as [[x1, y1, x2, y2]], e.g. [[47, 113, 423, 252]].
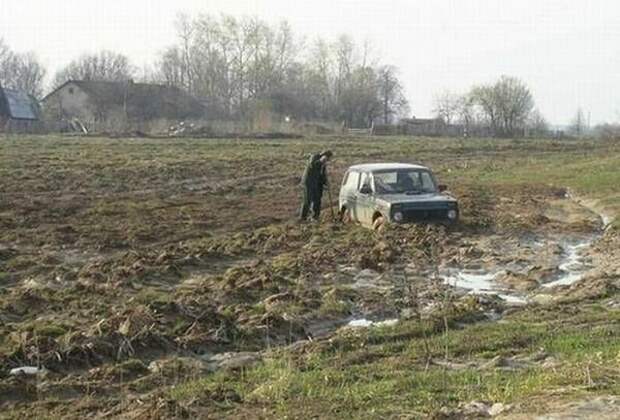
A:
[[341, 207, 353, 224], [372, 215, 386, 232]]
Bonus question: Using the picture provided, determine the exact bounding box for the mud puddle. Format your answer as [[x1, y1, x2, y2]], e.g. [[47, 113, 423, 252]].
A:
[[305, 315, 399, 336], [441, 269, 528, 305], [441, 233, 601, 304], [543, 239, 593, 288], [441, 194, 607, 304], [347, 318, 399, 328]]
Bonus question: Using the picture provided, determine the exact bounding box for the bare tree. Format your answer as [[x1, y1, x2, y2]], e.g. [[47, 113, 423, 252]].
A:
[[53, 50, 135, 87], [377, 65, 409, 124], [334, 34, 355, 102], [0, 38, 11, 78], [175, 13, 195, 94], [154, 14, 408, 125], [455, 94, 476, 131], [570, 107, 586, 137], [305, 38, 334, 118], [432, 91, 461, 125], [527, 109, 549, 137], [0, 39, 46, 98], [14, 53, 46, 98], [334, 39, 385, 127], [496, 76, 534, 136], [471, 76, 534, 137], [470, 84, 498, 133]]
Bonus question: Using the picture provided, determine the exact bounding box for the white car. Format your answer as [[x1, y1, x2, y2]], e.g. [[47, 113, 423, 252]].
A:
[[338, 163, 459, 230]]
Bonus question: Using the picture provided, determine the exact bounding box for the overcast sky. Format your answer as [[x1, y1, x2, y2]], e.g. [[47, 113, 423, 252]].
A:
[[2, 0, 620, 125]]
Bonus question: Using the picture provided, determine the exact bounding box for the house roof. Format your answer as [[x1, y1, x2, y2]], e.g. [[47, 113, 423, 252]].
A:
[[43, 80, 205, 120], [348, 163, 428, 172], [0, 88, 40, 120]]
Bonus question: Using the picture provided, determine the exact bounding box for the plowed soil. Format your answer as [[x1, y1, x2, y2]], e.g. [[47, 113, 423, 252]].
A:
[[1, 135, 619, 419]]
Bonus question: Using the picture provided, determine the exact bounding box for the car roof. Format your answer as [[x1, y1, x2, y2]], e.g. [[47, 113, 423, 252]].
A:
[[347, 163, 429, 172]]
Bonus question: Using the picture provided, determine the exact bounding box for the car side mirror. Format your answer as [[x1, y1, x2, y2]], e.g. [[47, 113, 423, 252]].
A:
[[438, 184, 448, 192], [360, 184, 372, 194]]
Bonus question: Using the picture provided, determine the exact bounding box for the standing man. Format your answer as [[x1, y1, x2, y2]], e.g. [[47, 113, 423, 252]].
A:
[[300, 150, 333, 222]]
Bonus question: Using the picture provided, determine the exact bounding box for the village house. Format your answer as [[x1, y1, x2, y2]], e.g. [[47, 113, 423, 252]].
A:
[[42, 80, 206, 132], [0, 86, 42, 133]]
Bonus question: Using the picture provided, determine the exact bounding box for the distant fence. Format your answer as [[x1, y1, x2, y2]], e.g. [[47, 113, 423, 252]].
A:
[[0, 119, 46, 134], [347, 127, 373, 136], [372, 123, 497, 138]]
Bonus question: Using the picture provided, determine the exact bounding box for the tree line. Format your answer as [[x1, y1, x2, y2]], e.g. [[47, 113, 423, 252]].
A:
[[2, 15, 619, 138], [432, 78, 613, 138], [0, 39, 46, 99], [1, 14, 410, 128], [154, 14, 409, 126], [432, 76, 549, 138]]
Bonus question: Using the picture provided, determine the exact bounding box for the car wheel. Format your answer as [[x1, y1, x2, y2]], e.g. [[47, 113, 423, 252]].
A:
[[372, 215, 386, 232]]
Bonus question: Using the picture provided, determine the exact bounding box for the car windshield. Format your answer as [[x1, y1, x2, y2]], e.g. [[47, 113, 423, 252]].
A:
[[372, 169, 437, 194]]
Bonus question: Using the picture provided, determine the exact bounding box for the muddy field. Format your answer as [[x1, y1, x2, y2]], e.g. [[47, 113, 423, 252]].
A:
[[1, 135, 619, 418]]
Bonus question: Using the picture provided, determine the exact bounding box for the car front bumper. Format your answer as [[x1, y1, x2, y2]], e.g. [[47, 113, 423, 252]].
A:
[[392, 207, 459, 223]]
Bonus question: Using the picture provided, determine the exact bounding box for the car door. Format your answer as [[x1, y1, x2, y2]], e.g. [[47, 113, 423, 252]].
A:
[[340, 170, 360, 220], [356, 172, 374, 225]]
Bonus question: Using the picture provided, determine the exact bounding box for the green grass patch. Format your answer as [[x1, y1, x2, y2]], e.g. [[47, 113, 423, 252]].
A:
[[168, 303, 620, 417]]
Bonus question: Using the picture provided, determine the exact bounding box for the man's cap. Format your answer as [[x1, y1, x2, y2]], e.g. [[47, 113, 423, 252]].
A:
[[320, 150, 333, 159]]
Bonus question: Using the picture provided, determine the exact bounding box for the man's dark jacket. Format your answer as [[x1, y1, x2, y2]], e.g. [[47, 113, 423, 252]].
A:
[[301, 154, 327, 193]]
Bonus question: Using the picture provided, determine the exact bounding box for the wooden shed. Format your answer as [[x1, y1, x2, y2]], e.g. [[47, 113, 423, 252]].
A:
[[0, 86, 42, 133]]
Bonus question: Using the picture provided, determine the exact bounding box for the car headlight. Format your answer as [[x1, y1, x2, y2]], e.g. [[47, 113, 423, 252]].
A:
[[447, 210, 458, 220], [393, 211, 404, 222]]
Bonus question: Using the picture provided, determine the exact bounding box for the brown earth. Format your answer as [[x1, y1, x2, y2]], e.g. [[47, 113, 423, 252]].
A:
[[1, 137, 619, 418]]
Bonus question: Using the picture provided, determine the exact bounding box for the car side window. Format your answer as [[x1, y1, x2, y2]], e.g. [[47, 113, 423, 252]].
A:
[[344, 171, 359, 191], [359, 172, 370, 191]]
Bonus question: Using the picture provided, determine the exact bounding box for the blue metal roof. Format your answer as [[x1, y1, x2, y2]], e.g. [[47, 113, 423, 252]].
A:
[[1, 88, 40, 120]]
